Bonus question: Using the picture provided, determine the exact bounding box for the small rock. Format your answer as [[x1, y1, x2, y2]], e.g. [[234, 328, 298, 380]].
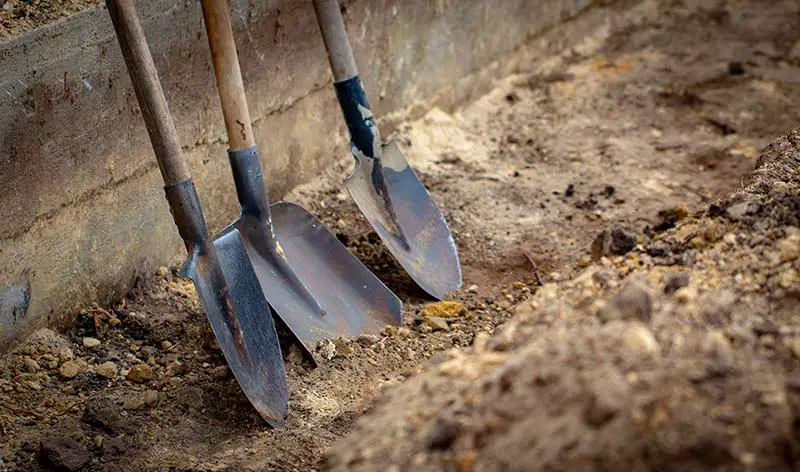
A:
[[156, 266, 169, 279], [664, 272, 690, 295], [591, 225, 636, 259], [622, 323, 660, 355], [39, 437, 91, 472], [95, 362, 117, 379], [166, 361, 188, 377], [210, 365, 229, 380], [723, 233, 738, 245], [59, 361, 80, 379], [467, 284, 479, 293], [425, 316, 450, 331], [40, 354, 59, 370], [396, 327, 412, 338], [126, 364, 154, 383], [726, 201, 751, 221], [598, 283, 652, 323], [58, 347, 74, 362], [760, 390, 786, 406], [83, 397, 131, 435], [356, 334, 379, 347], [422, 301, 466, 318], [381, 326, 397, 337], [777, 268, 799, 289], [778, 234, 800, 262], [674, 286, 698, 305], [425, 416, 459, 450], [82, 337, 101, 348], [318, 340, 336, 360], [22, 356, 41, 373], [333, 339, 354, 357], [160, 340, 173, 350], [123, 390, 159, 410]]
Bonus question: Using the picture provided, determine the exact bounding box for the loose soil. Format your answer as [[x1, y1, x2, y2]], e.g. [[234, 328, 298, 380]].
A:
[[0, 0, 100, 41], [3, 0, 800, 470]]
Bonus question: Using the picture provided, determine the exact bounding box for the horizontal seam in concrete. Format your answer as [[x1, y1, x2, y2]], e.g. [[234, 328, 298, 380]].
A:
[[251, 79, 333, 127], [0, 160, 159, 242]]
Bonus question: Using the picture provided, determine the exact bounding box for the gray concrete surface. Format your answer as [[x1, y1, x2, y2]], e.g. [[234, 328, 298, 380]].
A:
[[0, 0, 599, 349]]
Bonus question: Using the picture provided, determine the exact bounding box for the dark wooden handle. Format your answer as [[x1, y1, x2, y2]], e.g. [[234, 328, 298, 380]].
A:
[[201, 0, 255, 151], [313, 0, 358, 82], [107, 0, 190, 185]]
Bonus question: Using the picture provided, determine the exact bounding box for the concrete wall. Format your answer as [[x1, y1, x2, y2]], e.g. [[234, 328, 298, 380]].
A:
[[0, 0, 597, 349]]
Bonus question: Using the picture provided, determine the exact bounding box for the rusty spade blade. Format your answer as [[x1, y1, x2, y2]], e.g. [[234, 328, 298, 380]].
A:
[[314, 0, 462, 299], [108, 0, 287, 426], [201, 0, 402, 363]]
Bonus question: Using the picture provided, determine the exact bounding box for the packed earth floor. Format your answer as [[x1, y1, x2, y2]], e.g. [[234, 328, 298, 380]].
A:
[[3, 0, 800, 470]]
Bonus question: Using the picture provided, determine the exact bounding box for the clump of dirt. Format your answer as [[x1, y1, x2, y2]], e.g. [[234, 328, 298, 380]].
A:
[[1, 0, 800, 470], [0, 0, 100, 41]]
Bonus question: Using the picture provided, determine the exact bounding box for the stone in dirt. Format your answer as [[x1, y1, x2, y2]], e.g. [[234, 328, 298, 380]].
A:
[[318, 340, 336, 360], [83, 397, 132, 435], [598, 283, 653, 323], [123, 390, 159, 410], [664, 271, 690, 294], [425, 316, 450, 331], [210, 365, 229, 380], [356, 334, 379, 347], [39, 436, 91, 471], [621, 323, 660, 355], [591, 224, 637, 259], [778, 233, 800, 262], [126, 364, 154, 383], [422, 301, 466, 318], [22, 356, 41, 372], [82, 337, 101, 348], [58, 361, 80, 379], [425, 416, 459, 450], [95, 362, 117, 379]]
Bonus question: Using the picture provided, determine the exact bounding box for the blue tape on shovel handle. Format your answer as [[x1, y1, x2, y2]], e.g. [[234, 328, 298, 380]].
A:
[[334, 75, 379, 160]]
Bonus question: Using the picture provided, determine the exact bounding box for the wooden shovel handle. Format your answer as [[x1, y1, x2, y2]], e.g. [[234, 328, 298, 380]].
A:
[[107, 0, 190, 185], [313, 0, 358, 82], [201, 0, 255, 151]]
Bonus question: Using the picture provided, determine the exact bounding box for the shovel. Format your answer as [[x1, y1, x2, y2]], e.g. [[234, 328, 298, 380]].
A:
[[312, 0, 462, 300], [200, 0, 402, 362], [107, 0, 287, 426]]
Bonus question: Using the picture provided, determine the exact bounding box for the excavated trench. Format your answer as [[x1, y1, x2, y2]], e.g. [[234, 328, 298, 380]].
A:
[[2, 0, 800, 470]]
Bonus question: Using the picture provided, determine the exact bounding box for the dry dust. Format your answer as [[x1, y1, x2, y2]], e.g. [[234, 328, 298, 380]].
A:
[[2, 0, 800, 470], [0, 0, 100, 41]]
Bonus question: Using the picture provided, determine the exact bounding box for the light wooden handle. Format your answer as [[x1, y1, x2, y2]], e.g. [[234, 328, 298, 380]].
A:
[[201, 0, 255, 150], [107, 0, 190, 185], [312, 0, 358, 82]]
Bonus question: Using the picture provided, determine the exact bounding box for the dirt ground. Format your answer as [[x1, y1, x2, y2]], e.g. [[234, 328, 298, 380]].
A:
[[0, 0, 99, 40], [2, 0, 800, 470]]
